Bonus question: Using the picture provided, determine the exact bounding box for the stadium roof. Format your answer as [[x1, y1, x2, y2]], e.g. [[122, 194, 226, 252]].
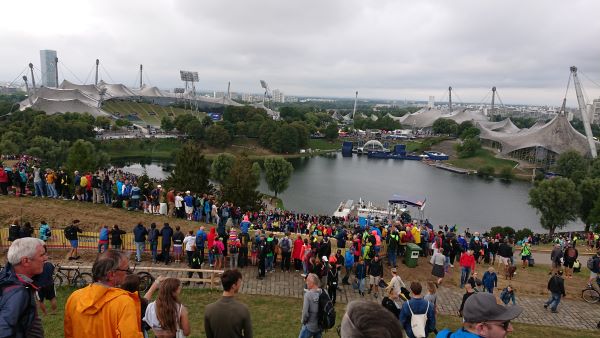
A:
[[399, 107, 488, 129], [478, 113, 598, 156]]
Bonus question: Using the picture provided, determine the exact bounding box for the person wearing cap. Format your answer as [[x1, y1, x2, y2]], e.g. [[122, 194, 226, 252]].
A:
[[544, 270, 565, 313], [437, 292, 523, 338], [184, 191, 194, 220]]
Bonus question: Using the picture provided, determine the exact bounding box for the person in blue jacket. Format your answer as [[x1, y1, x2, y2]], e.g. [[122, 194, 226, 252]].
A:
[[400, 282, 436, 338], [436, 292, 522, 338]]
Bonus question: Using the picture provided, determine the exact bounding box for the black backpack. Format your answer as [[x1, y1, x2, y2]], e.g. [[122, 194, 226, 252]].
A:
[[8, 225, 20, 242], [64, 226, 77, 240], [317, 289, 336, 330]]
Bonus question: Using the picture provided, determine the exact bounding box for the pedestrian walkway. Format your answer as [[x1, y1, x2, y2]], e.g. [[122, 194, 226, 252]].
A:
[[65, 260, 599, 331]]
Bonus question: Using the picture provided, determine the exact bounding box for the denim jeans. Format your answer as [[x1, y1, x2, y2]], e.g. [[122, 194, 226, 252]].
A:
[[135, 242, 145, 261], [460, 267, 471, 288], [98, 242, 108, 253], [388, 251, 397, 267], [230, 253, 239, 269], [46, 183, 57, 198], [545, 292, 561, 311], [103, 190, 112, 205], [299, 324, 322, 338], [150, 241, 158, 262], [266, 255, 274, 271], [34, 181, 45, 197]]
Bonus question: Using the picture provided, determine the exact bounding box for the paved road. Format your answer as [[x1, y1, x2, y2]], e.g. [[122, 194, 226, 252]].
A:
[[519, 248, 595, 265]]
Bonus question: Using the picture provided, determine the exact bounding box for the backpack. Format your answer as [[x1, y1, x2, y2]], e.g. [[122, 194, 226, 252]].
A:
[[317, 289, 336, 330], [8, 225, 20, 242], [404, 230, 414, 243], [280, 237, 291, 253], [229, 240, 240, 254], [367, 245, 376, 259], [64, 226, 77, 240], [407, 300, 429, 338], [79, 176, 88, 187]]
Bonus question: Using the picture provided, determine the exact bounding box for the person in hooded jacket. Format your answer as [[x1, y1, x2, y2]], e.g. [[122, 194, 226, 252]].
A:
[[64, 250, 143, 338]]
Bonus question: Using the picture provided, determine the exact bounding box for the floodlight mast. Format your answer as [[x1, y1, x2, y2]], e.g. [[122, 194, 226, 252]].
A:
[[448, 86, 452, 112], [352, 91, 358, 120], [29, 63, 36, 96], [95, 59, 99, 85], [570, 66, 597, 158], [139, 64, 143, 88], [22, 76, 33, 105], [55, 57, 59, 88], [491, 86, 496, 115]]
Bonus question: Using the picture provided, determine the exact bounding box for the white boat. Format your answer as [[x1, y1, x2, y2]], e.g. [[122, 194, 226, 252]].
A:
[[333, 199, 355, 218]]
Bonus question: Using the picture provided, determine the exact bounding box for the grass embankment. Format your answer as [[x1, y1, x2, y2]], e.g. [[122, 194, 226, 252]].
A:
[[102, 101, 205, 127], [448, 148, 517, 172], [43, 287, 595, 338]]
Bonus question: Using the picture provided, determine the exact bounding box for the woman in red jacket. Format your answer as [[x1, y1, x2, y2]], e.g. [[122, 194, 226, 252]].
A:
[[292, 235, 304, 271], [207, 227, 217, 267]]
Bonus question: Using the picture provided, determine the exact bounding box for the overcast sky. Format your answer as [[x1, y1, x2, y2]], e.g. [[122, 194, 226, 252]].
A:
[[2, 0, 599, 105]]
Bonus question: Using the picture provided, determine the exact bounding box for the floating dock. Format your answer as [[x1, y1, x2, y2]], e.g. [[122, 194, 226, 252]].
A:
[[434, 163, 475, 174]]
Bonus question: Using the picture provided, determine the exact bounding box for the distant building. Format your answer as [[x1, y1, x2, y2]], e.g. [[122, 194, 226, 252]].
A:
[[428, 96, 435, 108], [213, 91, 225, 98], [40, 50, 58, 87], [593, 98, 600, 124], [272, 89, 285, 103], [286, 96, 298, 103]]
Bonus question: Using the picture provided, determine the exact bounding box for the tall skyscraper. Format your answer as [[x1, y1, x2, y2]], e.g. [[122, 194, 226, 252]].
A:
[[40, 50, 58, 87]]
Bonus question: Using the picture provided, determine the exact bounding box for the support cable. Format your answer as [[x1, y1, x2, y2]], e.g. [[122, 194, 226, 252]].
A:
[[100, 63, 115, 83], [59, 61, 85, 84], [7, 67, 28, 87], [83, 64, 95, 85]]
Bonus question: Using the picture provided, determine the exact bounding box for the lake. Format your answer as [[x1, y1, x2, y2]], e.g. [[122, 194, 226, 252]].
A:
[[120, 154, 583, 233]]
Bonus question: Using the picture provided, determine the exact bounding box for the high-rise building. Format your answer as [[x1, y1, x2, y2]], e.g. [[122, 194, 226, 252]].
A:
[[428, 96, 435, 108], [593, 98, 600, 124], [272, 89, 285, 103], [40, 50, 58, 87]]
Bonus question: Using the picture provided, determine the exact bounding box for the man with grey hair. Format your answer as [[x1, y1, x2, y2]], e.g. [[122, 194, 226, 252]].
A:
[[340, 300, 403, 338], [299, 273, 322, 338], [0, 237, 47, 337], [64, 251, 143, 338]]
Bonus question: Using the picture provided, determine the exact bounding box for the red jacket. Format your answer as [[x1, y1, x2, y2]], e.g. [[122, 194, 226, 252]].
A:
[[0, 168, 7, 183], [292, 238, 304, 260], [459, 252, 476, 270]]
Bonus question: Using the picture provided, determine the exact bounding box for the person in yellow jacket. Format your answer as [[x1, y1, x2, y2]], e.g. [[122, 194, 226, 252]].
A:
[[64, 251, 143, 338]]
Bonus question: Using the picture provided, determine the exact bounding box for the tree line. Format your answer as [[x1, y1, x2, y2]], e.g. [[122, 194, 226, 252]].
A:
[[528, 151, 600, 234]]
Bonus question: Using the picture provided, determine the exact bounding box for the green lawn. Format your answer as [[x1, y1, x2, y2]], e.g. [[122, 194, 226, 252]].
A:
[[102, 138, 182, 160], [43, 287, 595, 338], [307, 139, 344, 151], [102, 100, 205, 127], [448, 148, 517, 173]]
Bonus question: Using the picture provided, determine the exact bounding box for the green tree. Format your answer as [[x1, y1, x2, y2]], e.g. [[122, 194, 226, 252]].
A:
[[555, 150, 588, 184], [477, 165, 494, 178], [528, 177, 581, 235], [160, 116, 175, 132], [264, 157, 294, 197], [324, 122, 339, 140], [184, 118, 205, 140], [0, 140, 19, 155], [211, 153, 236, 184], [95, 116, 112, 129], [456, 121, 474, 137], [589, 157, 600, 179], [515, 228, 534, 241], [456, 137, 481, 158], [168, 142, 212, 193], [220, 155, 262, 211], [205, 124, 232, 148], [459, 127, 480, 140], [587, 196, 600, 231], [270, 125, 299, 153], [432, 118, 458, 135], [258, 120, 276, 147], [577, 178, 600, 232], [115, 119, 132, 127], [65, 139, 109, 173]]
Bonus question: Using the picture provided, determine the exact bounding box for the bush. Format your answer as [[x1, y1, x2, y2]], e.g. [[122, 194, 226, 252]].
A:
[[515, 228, 533, 241], [477, 165, 495, 178], [499, 167, 514, 181], [490, 226, 516, 239], [456, 137, 481, 158]]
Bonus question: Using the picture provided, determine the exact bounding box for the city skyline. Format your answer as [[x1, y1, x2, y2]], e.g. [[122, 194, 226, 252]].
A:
[[1, 0, 599, 106]]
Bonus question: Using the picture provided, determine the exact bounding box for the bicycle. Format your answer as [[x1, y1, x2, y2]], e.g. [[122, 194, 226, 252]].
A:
[[53, 263, 94, 288], [582, 277, 600, 304], [132, 262, 155, 293]]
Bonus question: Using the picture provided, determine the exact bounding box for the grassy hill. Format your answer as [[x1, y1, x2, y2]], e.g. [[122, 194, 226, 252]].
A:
[[102, 100, 205, 127]]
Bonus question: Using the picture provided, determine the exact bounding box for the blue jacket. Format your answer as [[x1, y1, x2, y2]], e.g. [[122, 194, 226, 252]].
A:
[[399, 298, 436, 338], [344, 250, 354, 268], [482, 271, 497, 291], [160, 225, 173, 246], [195, 230, 207, 248], [437, 328, 481, 338], [133, 224, 148, 242], [240, 221, 251, 234], [0, 264, 39, 337]]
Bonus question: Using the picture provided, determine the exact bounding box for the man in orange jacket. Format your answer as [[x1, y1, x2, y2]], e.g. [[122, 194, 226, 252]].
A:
[[64, 251, 143, 338]]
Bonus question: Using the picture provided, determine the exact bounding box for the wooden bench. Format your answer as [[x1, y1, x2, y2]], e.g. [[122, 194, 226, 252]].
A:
[[59, 265, 224, 288]]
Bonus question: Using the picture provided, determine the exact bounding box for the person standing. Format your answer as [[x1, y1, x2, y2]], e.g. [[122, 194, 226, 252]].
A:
[[36, 261, 57, 315], [98, 225, 109, 253], [299, 273, 323, 338], [459, 249, 475, 288], [64, 220, 83, 260], [228, 229, 241, 269], [172, 226, 185, 264], [520, 242, 532, 269], [562, 245, 578, 279], [280, 232, 292, 272], [292, 235, 304, 272], [327, 256, 339, 305], [110, 225, 126, 251], [64, 251, 143, 338], [133, 222, 148, 262], [544, 270, 566, 313], [147, 223, 159, 263], [549, 243, 563, 276], [160, 223, 174, 265], [204, 269, 252, 338], [367, 255, 384, 299], [399, 282, 436, 338], [183, 231, 196, 267], [431, 249, 446, 285], [355, 256, 367, 297], [195, 226, 207, 266], [0, 238, 47, 337], [32, 166, 44, 197], [257, 234, 267, 279], [482, 267, 498, 294]]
